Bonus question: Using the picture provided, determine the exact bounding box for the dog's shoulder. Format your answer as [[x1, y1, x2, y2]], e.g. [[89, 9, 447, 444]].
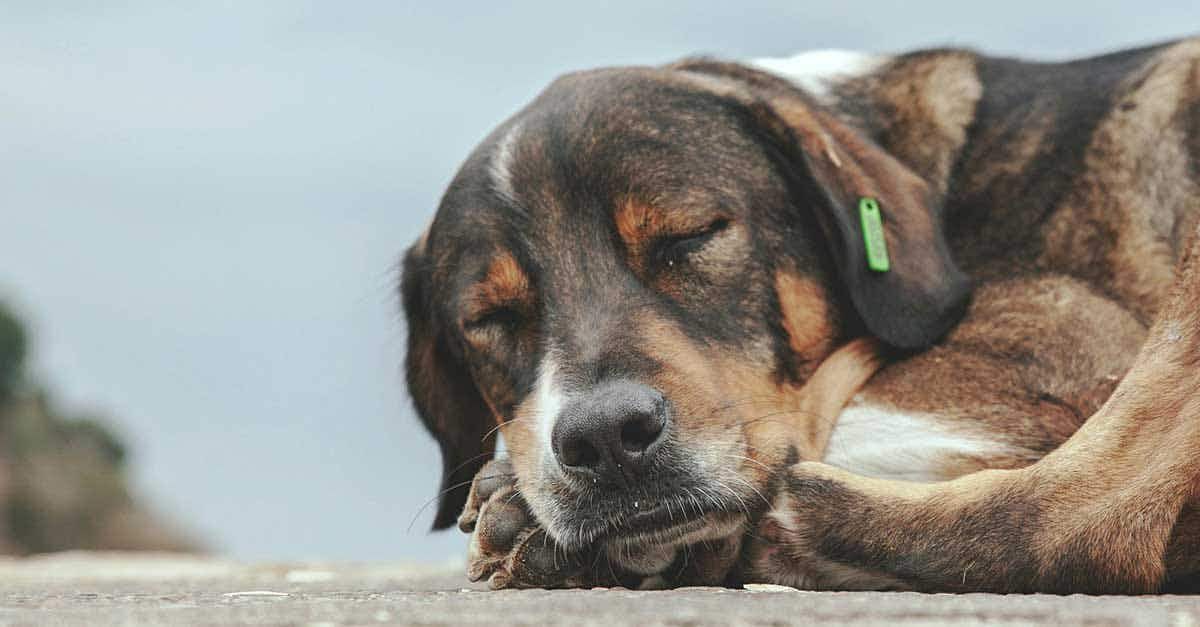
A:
[[752, 40, 1199, 190], [756, 40, 1200, 315]]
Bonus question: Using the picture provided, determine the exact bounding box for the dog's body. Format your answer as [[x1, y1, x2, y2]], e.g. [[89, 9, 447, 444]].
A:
[[760, 41, 1198, 484], [403, 38, 1200, 592]]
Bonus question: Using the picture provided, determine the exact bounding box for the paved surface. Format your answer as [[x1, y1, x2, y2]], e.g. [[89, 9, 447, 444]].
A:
[[1, 553, 1199, 626]]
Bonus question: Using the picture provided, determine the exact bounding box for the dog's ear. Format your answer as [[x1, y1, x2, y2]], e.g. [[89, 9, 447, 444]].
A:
[[402, 240, 496, 530], [676, 59, 974, 345], [675, 61, 972, 350], [777, 102, 972, 350]]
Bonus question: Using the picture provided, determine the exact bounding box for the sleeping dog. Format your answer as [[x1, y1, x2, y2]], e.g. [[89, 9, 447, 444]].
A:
[[401, 38, 1200, 593]]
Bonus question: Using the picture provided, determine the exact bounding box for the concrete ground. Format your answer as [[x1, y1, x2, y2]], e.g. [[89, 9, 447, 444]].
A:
[[1, 553, 1199, 626]]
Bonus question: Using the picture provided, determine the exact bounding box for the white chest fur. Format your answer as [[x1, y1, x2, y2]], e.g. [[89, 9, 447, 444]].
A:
[[823, 403, 1014, 482]]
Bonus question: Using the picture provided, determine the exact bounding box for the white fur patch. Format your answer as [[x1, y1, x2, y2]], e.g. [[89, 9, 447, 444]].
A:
[[749, 50, 888, 100], [489, 122, 522, 204], [532, 357, 565, 460], [823, 403, 1011, 482]]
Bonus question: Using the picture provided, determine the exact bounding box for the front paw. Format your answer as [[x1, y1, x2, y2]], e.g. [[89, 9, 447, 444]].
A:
[[743, 484, 820, 590], [458, 460, 739, 589], [457, 458, 594, 589], [744, 462, 910, 591]]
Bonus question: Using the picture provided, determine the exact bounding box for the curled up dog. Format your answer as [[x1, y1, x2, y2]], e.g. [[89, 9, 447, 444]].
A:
[[402, 39, 1200, 592]]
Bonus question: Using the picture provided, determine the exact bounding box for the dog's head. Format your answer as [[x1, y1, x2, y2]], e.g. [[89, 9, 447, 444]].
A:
[[402, 61, 970, 551]]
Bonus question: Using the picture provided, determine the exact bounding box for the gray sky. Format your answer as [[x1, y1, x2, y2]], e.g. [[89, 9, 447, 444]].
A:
[[1, 2, 1195, 561]]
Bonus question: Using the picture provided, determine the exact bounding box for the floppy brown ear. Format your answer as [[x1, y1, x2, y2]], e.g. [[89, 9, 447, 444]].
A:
[[402, 241, 497, 530], [780, 102, 972, 350], [674, 61, 972, 349]]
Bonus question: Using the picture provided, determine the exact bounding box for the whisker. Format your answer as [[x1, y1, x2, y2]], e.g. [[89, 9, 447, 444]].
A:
[[724, 472, 772, 509], [705, 395, 843, 429], [544, 527, 558, 572], [502, 484, 524, 506], [480, 416, 527, 446], [719, 453, 773, 473], [713, 482, 749, 517], [404, 472, 515, 532], [683, 436, 779, 461], [698, 484, 733, 514], [736, 408, 840, 431], [703, 395, 788, 419], [686, 487, 704, 519], [443, 450, 511, 482]]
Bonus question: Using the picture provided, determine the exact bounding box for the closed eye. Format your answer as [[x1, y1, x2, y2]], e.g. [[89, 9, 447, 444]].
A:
[[463, 305, 522, 333], [653, 218, 731, 270]]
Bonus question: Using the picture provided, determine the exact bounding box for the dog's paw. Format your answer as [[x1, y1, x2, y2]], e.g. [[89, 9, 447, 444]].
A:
[[458, 459, 745, 589], [457, 459, 604, 589], [742, 462, 911, 591], [742, 483, 821, 590]]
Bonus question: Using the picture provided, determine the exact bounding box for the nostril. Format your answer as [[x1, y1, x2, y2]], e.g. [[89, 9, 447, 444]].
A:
[[560, 437, 601, 469], [552, 381, 670, 477], [620, 412, 664, 454]]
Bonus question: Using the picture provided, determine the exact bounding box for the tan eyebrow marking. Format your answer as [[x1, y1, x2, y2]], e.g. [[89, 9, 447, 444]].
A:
[[615, 200, 661, 248], [463, 250, 531, 320], [615, 200, 702, 244], [615, 199, 725, 263]]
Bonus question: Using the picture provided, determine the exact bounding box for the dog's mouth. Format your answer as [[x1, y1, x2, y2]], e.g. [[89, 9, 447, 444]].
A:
[[553, 488, 751, 550], [612, 503, 745, 547], [529, 437, 768, 552]]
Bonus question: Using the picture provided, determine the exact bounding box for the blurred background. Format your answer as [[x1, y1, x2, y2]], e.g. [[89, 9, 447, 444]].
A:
[[1, 1, 1196, 562]]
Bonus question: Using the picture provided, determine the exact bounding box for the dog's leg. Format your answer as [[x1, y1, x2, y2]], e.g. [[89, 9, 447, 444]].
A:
[[750, 227, 1200, 593]]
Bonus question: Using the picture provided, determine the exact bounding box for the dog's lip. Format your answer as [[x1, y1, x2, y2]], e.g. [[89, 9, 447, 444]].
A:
[[601, 498, 729, 541], [624, 501, 680, 526], [602, 506, 747, 551], [551, 489, 749, 551], [565, 499, 700, 541], [623, 507, 708, 536]]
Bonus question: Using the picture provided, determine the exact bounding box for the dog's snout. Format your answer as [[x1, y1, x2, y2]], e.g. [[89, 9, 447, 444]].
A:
[[552, 381, 669, 480]]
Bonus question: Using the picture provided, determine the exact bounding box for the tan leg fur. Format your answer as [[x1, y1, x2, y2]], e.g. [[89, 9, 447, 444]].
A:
[[751, 225, 1200, 593]]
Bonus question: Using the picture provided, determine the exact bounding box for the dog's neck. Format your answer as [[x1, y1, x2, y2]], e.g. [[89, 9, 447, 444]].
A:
[[794, 338, 886, 459], [741, 338, 885, 463]]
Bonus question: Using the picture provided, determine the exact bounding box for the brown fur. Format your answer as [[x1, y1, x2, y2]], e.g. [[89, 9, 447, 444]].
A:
[[404, 37, 1200, 591], [774, 272, 836, 371], [463, 251, 533, 325], [743, 38, 1200, 593], [851, 52, 983, 196], [753, 226, 1200, 593]]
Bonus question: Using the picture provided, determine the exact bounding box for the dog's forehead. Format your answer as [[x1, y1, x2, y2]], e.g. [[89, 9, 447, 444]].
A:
[[425, 67, 775, 272], [518, 67, 765, 184]]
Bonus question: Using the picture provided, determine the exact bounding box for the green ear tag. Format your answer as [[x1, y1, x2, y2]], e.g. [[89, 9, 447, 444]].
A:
[[858, 197, 890, 272]]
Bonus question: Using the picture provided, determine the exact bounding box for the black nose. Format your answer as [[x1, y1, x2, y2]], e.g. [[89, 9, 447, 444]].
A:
[[552, 381, 669, 481]]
